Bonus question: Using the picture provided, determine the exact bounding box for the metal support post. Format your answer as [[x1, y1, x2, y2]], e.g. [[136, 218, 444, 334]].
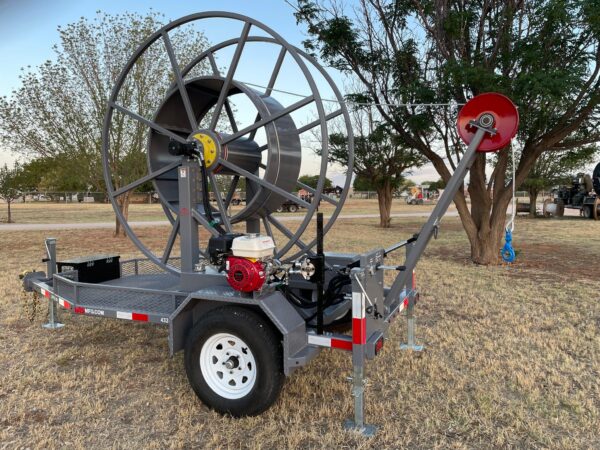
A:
[[178, 160, 200, 274], [42, 237, 64, 330], [344, 269, 376, 436], [400, 242, 423, 351]]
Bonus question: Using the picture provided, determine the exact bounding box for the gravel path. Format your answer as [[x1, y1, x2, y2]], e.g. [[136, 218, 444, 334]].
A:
[[0, 211, 459, 232]]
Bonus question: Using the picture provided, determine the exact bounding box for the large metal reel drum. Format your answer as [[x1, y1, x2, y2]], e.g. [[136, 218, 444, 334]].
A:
[[102, 12, 354, 274]]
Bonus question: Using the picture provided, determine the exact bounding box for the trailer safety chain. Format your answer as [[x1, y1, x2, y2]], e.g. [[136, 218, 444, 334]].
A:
[[352, 273, 374, 308], [21, 289, 41, 323]]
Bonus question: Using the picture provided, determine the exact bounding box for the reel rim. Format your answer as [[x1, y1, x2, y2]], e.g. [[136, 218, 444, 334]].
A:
[[101, 12, 354, 273]]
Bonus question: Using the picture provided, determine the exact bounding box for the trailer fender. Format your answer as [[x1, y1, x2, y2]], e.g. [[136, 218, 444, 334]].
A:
[[168, 291, 311, 375]]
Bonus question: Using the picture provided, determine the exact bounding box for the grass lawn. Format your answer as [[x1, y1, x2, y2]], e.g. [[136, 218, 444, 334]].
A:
[[0, 198, 444, 224], [0, 212, 598, 448]]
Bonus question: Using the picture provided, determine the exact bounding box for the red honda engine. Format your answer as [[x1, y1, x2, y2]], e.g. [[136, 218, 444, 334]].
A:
[[226, 256, 266, 292]]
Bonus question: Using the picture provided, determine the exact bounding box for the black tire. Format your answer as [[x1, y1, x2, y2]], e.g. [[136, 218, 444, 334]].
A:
[[184, 306, 284, 417], [231, 199, 240, 206], [288, 204, 299, 213], [276, 206, 283, 212], [583, 206, 592, 219]]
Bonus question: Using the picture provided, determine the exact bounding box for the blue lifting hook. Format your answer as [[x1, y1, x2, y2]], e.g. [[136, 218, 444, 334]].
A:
[[500, 228, 515, 263]]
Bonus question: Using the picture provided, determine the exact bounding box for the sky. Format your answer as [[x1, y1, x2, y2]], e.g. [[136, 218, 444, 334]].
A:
[[0, 0, 439, 184]]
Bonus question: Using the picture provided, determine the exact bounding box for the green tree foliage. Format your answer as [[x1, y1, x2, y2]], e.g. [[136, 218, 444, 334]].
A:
[[423, 179, 446, 192], [522, 146, 599, 215], [353, 174, 375, 191], [0, 162, 24, 223], [298, 174, 333, 190], [0, 12, 210, 235], [295, 0, 600, 263]]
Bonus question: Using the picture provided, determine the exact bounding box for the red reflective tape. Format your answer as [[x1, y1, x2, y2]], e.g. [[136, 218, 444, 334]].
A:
[[352, 317, 367, 345], [331, 338, 352, 351], [74, 306, 85, 314], [63, 300, 71, 310], [132, 313, 148, 322], [403, 297, 409, 308], [42, 289, 50, 299]]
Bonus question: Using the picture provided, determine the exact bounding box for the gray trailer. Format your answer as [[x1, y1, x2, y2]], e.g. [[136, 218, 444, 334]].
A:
[[20, 12, 518, 435]]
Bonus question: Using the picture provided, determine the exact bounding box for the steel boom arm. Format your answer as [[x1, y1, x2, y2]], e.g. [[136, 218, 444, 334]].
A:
[[386, 126, 490, 302]]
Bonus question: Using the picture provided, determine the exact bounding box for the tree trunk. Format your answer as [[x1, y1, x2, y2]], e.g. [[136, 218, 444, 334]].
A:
[[528, 188, 538, 217], [7, 200, 12, 223], [114, 192, 131, 237], [376, 181, 393, 228]]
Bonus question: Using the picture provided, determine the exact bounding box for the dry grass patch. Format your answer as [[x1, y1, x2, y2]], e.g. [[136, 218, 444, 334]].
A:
[[0, 215, 599, 449]]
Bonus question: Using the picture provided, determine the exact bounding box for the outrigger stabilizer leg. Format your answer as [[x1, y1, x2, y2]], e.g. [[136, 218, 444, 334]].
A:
[[42, 237, 64, 330]]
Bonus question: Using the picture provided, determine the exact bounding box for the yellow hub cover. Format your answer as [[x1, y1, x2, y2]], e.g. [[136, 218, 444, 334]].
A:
[[193, 132, 218, 168]]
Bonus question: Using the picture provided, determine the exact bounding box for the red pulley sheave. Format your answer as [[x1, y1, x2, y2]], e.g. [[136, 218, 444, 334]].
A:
[[457, 93, 519, 152]]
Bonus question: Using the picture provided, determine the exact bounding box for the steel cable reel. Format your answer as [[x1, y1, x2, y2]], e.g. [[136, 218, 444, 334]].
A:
[[102, 12, 354, 274]]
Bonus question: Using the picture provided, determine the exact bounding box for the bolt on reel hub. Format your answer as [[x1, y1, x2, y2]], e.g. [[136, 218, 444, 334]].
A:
[[101, 12, 354, 274]]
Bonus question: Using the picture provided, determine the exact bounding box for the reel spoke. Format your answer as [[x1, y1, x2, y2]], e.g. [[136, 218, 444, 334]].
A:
[[209, 173, 233, 232], [191, 210, 221, 237], [206, 51, 238, 133], [220, 95, 315, 146], [162, 31, 198, 132], [296, 180, 339, 206], [223, 175, 240, 209], [267, 215, 314, 255], [209, 22, 252, 131], [296, 109, 343, 134], [248, 46, 287, 141], [111, 102, 188, 144], [112, 160, 181, 198], [162, 217, 180, 264], [217, 158, 311, 208]]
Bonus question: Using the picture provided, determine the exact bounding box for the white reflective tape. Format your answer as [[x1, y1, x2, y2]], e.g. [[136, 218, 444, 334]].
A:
[[58, 298, 66, 307], [352, 292, 365, 319], [307, 334, 331, 348], [116, 311, 132, 320]]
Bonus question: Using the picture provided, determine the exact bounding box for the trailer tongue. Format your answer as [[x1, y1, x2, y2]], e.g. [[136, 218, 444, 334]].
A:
[[20, 12, 518, 436]]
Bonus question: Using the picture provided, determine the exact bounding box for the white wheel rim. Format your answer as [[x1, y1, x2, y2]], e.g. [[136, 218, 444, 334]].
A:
[[200, 333, 257, 399]]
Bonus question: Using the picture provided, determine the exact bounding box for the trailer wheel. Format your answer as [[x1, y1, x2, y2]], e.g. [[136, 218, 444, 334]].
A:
[[288, 204, 299, 213], [583, 205, 592, 219], [184, 306, 283, 417]]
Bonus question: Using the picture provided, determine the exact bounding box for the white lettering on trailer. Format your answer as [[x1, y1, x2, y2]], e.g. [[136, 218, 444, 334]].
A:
[[160, 317, 169, 324], [86, 308, 105, 316]]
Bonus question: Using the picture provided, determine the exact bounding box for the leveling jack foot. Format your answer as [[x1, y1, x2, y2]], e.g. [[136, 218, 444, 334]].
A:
[[343, 419, 377, 437], [42, 322, 64, 330], [400, 343, 424, 352]]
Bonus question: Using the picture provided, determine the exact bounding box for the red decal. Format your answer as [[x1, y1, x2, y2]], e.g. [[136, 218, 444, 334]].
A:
[[331, 338, 352, 351], [403, 297, 409, 308], [74, 306, 85, 314], [180, 207, 189, 216], [43, 290, 50, 299], [352, 317, 367, 345], [132, 313, 149, 322]]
